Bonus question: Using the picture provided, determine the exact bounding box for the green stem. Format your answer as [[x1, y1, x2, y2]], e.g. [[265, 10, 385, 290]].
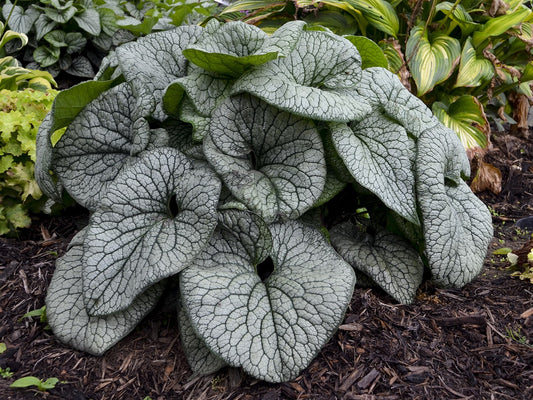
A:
[[1, 0, 19, 38]]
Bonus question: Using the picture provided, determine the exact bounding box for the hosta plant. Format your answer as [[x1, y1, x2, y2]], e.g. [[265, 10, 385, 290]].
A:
[[36, 20, 493, 383]]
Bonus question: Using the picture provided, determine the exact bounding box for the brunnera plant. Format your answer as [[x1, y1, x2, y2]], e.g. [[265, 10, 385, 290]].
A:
[[35, 20, 493, 383]]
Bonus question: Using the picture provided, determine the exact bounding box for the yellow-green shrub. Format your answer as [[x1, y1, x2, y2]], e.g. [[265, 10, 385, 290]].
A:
[[0, 87, 59, 235]]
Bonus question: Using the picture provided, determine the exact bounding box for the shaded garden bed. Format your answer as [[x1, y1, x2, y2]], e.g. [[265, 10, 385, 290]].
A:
[[0, 131, 532, 400]]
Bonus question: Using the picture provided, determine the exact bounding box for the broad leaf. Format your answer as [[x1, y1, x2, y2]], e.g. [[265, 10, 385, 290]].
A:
[[432, 95, 489, 149], [65, 32, 87, 54], [330, 222, 424, 304], [46, 229, 164, 355], [436, 2, 478, 35], [115, 25, 203, 120], [73, 8, 101, 36], [472, 6, 530, 48], [344, 36, 388, 69], [0, 30, 28, 51], [353, 68, 438, 136], [51, 82, 149, 210], [178, 303, 227, 375], [203, 94, 326, 223], [67, 56, 94, 78], [34, 14, 57, 41], [2, 1, 39, 34], [232, 29, 371, 122], [341, 0, 399, 37], [454, 38, 494, 89], [330, 112, 419, 224], [406, 25, 461, 96], [45, 5, 77, 24], [180, 220, 355, 382], [415, 124, 493, 287], [83, 147, 221, 316], [182, 20, 305, 77], [33, 46, 61, 68]]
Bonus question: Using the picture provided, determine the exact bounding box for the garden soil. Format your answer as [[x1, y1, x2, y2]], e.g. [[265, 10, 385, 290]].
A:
[[1, 132, 532, 400]]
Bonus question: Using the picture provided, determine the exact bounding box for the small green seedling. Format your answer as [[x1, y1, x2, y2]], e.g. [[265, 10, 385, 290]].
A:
[[0, 367, 14, 378], [10, 376, 59, 392], [0, 343, 6, 354], [20, 305, 47, 323]]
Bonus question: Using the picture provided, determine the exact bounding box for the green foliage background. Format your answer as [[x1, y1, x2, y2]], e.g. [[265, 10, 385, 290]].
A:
[[0, 88, 59, 235]]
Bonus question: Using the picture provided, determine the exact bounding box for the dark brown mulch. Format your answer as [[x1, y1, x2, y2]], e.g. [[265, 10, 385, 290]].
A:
[[1, 132, 532, 400]]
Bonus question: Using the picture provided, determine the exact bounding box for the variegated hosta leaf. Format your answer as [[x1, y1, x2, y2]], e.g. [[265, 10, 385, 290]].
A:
[[203, 93, 326, 223], [180, 220, 355, 383], [115, 25, 202, 120], [432, 95, 489, 149], [182, 19, 305, 77], [416, 125, 493, 287], [406, 25, 461, 96], [232, 29, 371, 122], [352, 68, 438, 136], [454, 37, 493, 89], [83, 147, 221, 316], [52, 82, 151, 211], [46, 229, 164, 355], [178, 302, 227, 375], [330, 112, 419, 224], [330, 222, 424, 304]]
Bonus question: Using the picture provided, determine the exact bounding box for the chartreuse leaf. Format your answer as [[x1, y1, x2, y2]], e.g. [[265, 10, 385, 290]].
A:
[[178, 302, 227, 375], [183, 20, 305, 77], [0, 29, 28, 51], [330, 222, 424, 304], [203, 94, 326, 223], [415, 124, 493, 287], [472, 5, 530, 48], [46, 229, 164, 355], [232, 29, 371, 122], [406, 25, 461, 96], [330, 112, 419, 224], [432, 95, 489, 149], [115, 25, 202, 120], [51, 83, 151, 210], [344, 36, 388, 69], [180, 219, 355, 382], [83, 148, 221, 316], [454, 38, 494, 89]]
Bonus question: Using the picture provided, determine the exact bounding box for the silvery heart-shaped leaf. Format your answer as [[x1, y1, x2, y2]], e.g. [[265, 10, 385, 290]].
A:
[[330, 222, 424, 304], [164, 71, 235, 141], [232, 30, 371, 122], [182, 20, 304, 77], [115, 25, 202, 120], [218, 208, 272, 265], [83, 147, 221, 316], [180, 220, 355, 382], [46, 229, 164, 355], [53, 82, 151, 210], [416, 124, 492, 287], [162, 117, 205, 160], [330, 112, 419, 224], [178, 301, 227, 375], [353, 68, 438, 136], [204, 94, 326, 223], [165, 71, 234, 117]]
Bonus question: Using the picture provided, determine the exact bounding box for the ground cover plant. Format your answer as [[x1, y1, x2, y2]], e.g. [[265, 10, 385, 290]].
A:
[[35, 20, 493, 383]]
